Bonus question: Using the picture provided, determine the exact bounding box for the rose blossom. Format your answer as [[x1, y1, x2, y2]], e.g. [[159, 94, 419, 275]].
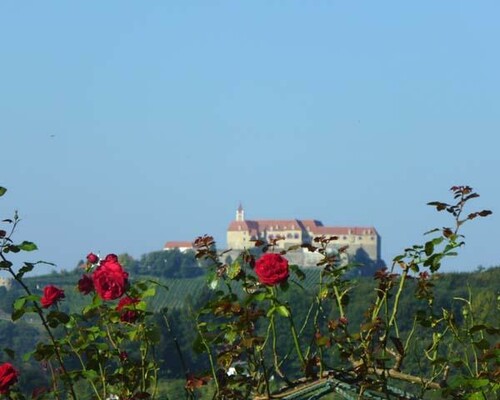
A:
[[77, 274, 94, 295], [0, 362, 18, 394], [86, 252, 99, 264], [40, 285, 65, 308], [254, 253, 289, 286], [116, 296, 140, 323], [92, 254, 128, 300]]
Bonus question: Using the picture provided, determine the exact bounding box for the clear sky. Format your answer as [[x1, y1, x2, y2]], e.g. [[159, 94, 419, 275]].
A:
[[1, 1, 498, 275]]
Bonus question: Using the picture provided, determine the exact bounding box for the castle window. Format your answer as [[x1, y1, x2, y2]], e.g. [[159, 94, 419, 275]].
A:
[[294, 233, 299, 239], [287, 233, 292, 238], [358, 236, 362, 240], [343, 236, 347, 240], [371, 236, 375, 240]]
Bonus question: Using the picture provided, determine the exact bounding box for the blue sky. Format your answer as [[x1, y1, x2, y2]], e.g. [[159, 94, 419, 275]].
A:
[[1, 1, 498, 274]]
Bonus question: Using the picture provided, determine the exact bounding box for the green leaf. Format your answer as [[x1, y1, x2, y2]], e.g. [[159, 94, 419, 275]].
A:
[[192, 334, 206, 354], [12, 308, 25, 321], [275, 305, 290, 318], [18, 241, 38, 251], [5, 245, 20, 253], [253, 292, 267, 301], [432, 237, 444, 246], [47, 311, 70, 324], [22, 350, 35, 362], [141, 286, 156, 298], [266, 306, 275, 317], [0, 187, 6, 197], [473, 339, 490, 350], [3, 348, 15, 360], [13, 297, 27, 311], [467, 392, 487, 400], [145, 326, 161, 343], [289, 264, 305, 280], [392, 254, 405, 262], [0, 261, 12, 269], [467, 378, 490, 389], [16, 263, 35, 279], [224, 330, 238, 344], [82, 370, 99, 380], [424, 241, 434, 256], [469, 324, 487, 334], [227, 260, 241, 280], [206, 272, 218, 290], [33, 343, 55, 361]]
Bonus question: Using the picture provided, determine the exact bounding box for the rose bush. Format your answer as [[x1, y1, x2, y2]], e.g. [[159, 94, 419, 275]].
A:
[[116, 296, 140, 323], [92, 253, 129, 300], [254, 253, 289, 285], [40, 285, 65, 308], [86, 252, 99, 264], [0, 185, 497, 399], [0, 362, 19, 394], [77, 273, 94, 294]]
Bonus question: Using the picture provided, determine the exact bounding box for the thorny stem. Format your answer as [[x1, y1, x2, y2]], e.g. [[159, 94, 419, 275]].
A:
[[288, 310, 305, 367], [270, 314, 287, 380], [162, 312, 189, 378], [271, 286, 305, 368], [66, 335, 103, 400], [388, 268, 409, 334], [258, 348, 272, 399], [3, 259, 79, 400], [47, 361, 60, 400], [195, 318, 220, 395], [140, 332, 148, 392], [0, 215, 78, 399]]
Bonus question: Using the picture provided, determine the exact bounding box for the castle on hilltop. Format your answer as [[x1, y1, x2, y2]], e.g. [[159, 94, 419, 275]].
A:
[[227, 204, 381, 265]]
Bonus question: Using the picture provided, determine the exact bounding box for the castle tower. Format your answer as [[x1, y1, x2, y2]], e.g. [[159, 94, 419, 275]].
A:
[[236, 203, 245, 221]]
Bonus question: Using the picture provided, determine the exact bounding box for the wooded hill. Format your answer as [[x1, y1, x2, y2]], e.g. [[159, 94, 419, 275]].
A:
[[0, 250, 498, 396]]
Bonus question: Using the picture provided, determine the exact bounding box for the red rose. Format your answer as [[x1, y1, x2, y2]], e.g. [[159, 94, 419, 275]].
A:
[[92, 254, 128, 300], [77, 274, 94, 295], [86, 252, 99, 264], [0, 362, 18, 394], [254, 253, 289, 286], [40, 285, 65, 308], [116, 296, 140, 323]]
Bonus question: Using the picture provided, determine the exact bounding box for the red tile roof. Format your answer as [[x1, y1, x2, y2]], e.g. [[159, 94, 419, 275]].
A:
[[313, 226, 377, 236], [164, 241, 194, 249]]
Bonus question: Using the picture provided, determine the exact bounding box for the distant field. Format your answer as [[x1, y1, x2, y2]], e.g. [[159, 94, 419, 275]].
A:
[[148, 268, 325, 311]]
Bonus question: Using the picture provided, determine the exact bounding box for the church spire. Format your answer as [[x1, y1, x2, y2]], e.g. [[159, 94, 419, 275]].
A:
[[236, 203, 245, 221]]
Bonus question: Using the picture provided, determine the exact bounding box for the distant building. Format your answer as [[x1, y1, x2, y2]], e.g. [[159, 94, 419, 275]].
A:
[[0, 277, 12, 290], [227, 204, 381, 264], [163, 241, 194, 253]]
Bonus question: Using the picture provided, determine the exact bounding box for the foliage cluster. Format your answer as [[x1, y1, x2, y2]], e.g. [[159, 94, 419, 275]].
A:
[[0, 185, 498, 399]]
